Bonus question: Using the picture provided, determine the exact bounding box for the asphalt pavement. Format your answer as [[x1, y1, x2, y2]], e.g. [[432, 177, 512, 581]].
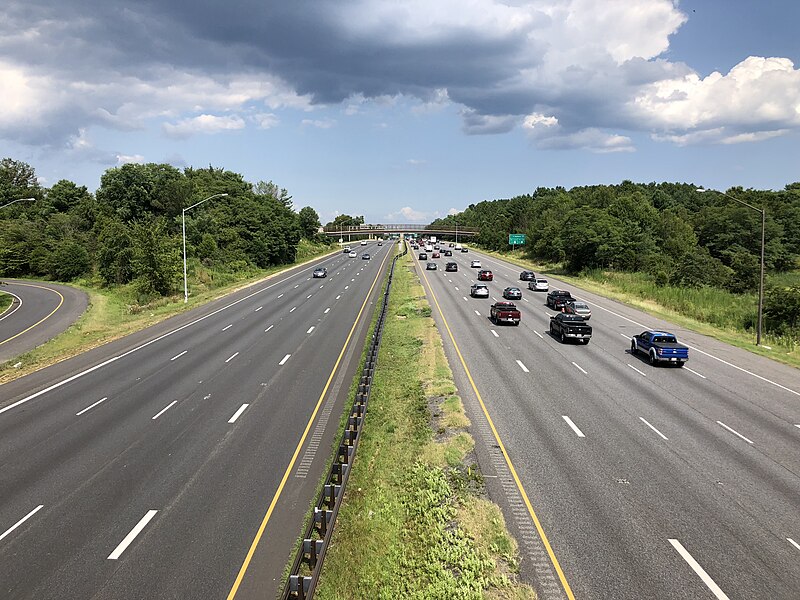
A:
[[0, 280, 88, 364], [0, 240, 393, 599], [413, 244, 800, 600]]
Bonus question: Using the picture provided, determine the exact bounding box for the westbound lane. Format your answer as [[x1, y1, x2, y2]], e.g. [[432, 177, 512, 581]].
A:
[[0, 241, 394, 599], [414, 243, 800, 600]]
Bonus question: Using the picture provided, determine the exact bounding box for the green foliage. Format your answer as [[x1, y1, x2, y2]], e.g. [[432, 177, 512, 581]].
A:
[[297, 205, 321, 238], [325, 213, 365, 229], [130, 218, 180, 298], [0, 157, 41, 203], [96, 219, 134, 285], [47, 241, 90, 281], [670, 246, 733, 289], [765, 285, 800, 333]]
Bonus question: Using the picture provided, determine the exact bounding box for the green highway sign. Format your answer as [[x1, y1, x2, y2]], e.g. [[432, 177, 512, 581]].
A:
[[508, 234, 526, 245]]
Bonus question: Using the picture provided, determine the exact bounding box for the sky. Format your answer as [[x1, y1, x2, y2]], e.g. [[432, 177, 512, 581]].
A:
[[2, 0, 799, 224]]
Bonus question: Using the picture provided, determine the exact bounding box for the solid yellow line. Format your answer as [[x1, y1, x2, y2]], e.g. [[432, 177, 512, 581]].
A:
[[226, 247, 393, 599], [417, 255, 576, 600], [0, 283, 65, 347]]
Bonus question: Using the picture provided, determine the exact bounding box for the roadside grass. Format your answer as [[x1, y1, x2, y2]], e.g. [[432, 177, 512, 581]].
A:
[[0, 292, 12, 314], [315, 252, 536, 600], [0, 241, 336, 384], [474, 247, 800, 369]]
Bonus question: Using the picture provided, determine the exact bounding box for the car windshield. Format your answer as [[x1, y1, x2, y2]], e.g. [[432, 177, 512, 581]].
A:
[[574, 303, 588, 309]]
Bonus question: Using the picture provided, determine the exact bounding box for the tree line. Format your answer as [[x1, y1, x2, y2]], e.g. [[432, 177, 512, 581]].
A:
[[429, 181, 800, 338], [0, 158, 327, 302]]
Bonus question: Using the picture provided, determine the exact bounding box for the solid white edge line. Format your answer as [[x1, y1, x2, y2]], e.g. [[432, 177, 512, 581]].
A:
[[788, 538, 800, 551], [222, 324, 233, 331], [0, 505, 44, 543], [516, 359, 530, 373], [716, 420, 754, 444], [264, 325, 273, 333], [639, 416, 669, 440], [0, 291, 23, 322], [279, 354, 291, 365], [534, 331, 543, 339], [152, 400, 178, 420], [76, 397, 109, 416], [572, 361, 587, 375], [228, 403, 250, 424], [170, 350, 187, 361], [490, 329, 499, 337], [562, 415, 586, 438], [307, 326, 315, 334], [628, 363, 646, 377], [225, 352, 239, 363], [108, 510, 159, 560], [683, 366, 707, 379], [668, 539, 731, 600]]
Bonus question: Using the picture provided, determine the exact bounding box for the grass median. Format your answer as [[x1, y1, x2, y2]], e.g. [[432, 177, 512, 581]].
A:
[[0, 239, 336, 384], [315, 251, 536, 600]]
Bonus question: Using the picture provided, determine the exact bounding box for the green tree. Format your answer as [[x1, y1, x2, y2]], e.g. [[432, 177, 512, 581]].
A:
[[47, 241, 90, 281], [130, 219, 181, 297], [96, 219, 134, 285], [298, 206, 321, 239], [0, 157, 41, 203]]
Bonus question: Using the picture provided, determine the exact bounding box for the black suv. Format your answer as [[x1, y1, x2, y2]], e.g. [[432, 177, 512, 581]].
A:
[[519, 270, 535, 281], [445, 262, 458, 272]]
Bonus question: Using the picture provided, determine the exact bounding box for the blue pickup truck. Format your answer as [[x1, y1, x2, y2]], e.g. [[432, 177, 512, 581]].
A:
[[630, 331, 689, 367]]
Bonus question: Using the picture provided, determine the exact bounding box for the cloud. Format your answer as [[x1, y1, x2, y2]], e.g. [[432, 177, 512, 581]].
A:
[[0, 0, 798, 152], [448, 207, 462, 215], [406, 159, 426, 166], [162, 114, 245, 139], [385, 206, 432, 222], [301, 118, 336, 129], [116, 153, 145, 165]]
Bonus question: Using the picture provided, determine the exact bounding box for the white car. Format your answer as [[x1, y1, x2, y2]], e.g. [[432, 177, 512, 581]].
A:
[[529, 278, 549, 292], [360, 240, 368, 246], [455, 244, 462, 250], [349, 251, 357, 258], [471, 260, 481, 269]]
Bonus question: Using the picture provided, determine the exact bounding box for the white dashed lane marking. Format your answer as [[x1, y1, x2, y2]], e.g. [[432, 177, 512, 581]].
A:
[[152, 401, 177, 420], [108, 510, 159, 560], [170, 351, 187, 361], [717, 421, 754, 444], [640, 417, 668, 440], [228, 404, 249, 424], [669, 539, 731, 600], [76, 397, 108, 416], [222, 324, 233, 331], [279, 354, 291, 365], [225, 352, 239, 363], [0, 505, 44, 543], [562, 415, 585, 438]]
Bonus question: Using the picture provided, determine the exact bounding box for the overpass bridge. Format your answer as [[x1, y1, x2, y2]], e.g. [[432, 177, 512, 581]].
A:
[[321, 224, 478, 240]]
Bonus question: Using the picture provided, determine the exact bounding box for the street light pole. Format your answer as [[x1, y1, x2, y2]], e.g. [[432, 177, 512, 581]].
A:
[[182, 193, 229, 303], [697, 187, 766, 345], [0, 197, 35, 210]]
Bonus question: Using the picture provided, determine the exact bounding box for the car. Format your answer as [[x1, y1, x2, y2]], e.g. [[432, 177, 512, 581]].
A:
[[419, 252, 428, 260], [426, 262, 437, 270], [529, 278, 549, 292], [360, 240, 368, 246], [519, 270, 536, 281], [550, 313, 592, 344], [449, 242, 455, 247], [503, 286, 522, 300], [445, 262, 458, 272], [631, 331, 689, 366], [349, 251, 358, 258], [477, 269, 493, 281], [490, 301, 521, 326], [546, 289, 574, 310], [444, 250, 453, 256], [431, 251, 440, 258], [461, 247, 469, 253], [362, 253, 370, 260], [564, 300, 591, 320], [470, 260, 482, 268], [470, 283, 490, 298], [377, 241, 383, 246], [312, 267, 327, 278], [343, 246, 351, 253], [434, 245, 440, 250], [455, 244, 462, 250]]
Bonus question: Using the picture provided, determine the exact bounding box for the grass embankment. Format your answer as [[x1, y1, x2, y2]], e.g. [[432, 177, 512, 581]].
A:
[[475, 247, 800, 369], [315, 253, 535, 600], [0, 239, 336, 384], [0, 292, 12, 315]]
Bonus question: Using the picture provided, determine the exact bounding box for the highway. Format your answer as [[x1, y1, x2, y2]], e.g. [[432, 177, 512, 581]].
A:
[[0, 280, 88, 364], [0, 240, 392, 600], [413, 243, 800, 600]]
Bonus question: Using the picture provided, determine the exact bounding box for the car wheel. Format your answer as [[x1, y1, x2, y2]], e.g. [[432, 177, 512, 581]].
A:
[[649, 350, 657, 365], [583, 339, 589, 344], [515, 321, 520, 326], [630, 341, 636, 354], [677, 362, 685, 368], [560, 332, 566, 344], [549, 324, 554, 335]]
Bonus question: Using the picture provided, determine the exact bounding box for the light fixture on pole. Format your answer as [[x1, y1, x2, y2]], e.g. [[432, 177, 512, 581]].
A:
[[182, 193, 229, 303], [0, 197, 35, 210], [697, 187, 766, 345]]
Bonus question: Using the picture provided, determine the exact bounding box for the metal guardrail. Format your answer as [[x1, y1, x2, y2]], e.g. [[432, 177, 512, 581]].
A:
[[280, 240, 408, 600]]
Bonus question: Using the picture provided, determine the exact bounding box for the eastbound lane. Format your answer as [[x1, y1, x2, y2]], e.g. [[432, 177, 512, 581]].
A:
[[414, 243, 800, 600], [0, 241, 393, 599]]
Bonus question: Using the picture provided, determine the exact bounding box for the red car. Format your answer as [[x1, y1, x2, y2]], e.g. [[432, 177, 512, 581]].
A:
[[477, 270, 493, 281], [431, 251, 440, 258]]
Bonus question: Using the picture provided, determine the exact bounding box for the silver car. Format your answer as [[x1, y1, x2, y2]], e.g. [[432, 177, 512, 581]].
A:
[[565, 300, 591, 320], [470, 283, 490, 298], [529, 278, 549, 292]]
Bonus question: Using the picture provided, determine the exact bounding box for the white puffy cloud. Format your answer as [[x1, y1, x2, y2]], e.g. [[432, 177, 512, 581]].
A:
[[522, 112, 634, 152], [162, 114, 245, 139], [116, 153, 144, 165]]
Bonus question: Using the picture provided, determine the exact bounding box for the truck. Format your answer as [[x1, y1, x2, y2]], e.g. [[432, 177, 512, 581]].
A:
[[549, 313, 592, 344], [630, 331, 689, 366], [490, 301, 521, 326], [430, 235, 437, 244], [546, 289, 574, 310]]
